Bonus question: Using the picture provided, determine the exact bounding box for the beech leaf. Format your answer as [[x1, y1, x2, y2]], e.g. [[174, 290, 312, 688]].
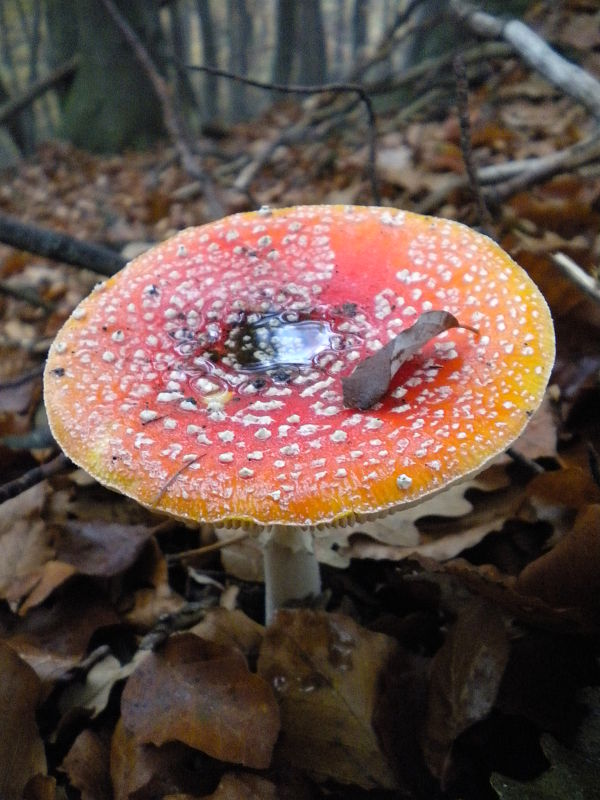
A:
[[422, 599, 510, 783], [120, 632, 280, 769], [257, 609, 398, 789], [342, 310, 478, 409], [0, 641, 47, 800]]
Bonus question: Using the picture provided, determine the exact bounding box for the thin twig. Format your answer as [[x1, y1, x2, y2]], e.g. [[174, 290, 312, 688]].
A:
[[183, 61, 380, 205], [151, 456, 202, 507], [0, 363, 43, 389], [453, 53, 492, 231], [0, 279, 54, 311], [551, 252, 600, 305], [168, 531, 251, 563], [0, 56, 78, 126], [0, 452, 69, 504], [99, 0, 224, 219]]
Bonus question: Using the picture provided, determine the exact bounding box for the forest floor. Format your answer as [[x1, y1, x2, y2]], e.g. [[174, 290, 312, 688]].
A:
[[1, 4, 600, 799]]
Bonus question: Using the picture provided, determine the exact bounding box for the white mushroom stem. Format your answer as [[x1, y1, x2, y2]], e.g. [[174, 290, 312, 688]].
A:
[[262, 528, 322, 623]]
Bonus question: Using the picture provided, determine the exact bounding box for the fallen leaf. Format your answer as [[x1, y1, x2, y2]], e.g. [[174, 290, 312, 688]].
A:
[[190, 608, 264, 659], [55, 520, 154, 577], [421, 599, 510, 784], [0, 581, 120, 684], [257, 609, 398, 789], [342, 310, 478, 409], [0, 482, 54, 600], [121, 633, 279, 768], [61, 729, 112, 800], [110, 719, 211, 800], [0, 641, 47, 800], [517, 504, 600, 610], [21, 774, 56, 800], [13, 560, 77, 615], [198, 772, 278, 800]]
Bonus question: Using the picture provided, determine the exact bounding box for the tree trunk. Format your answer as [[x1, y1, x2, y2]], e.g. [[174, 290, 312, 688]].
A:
[[52, 0, 165, 152], [197, 0, 219, 121], [271, 0, 296, 86], [352, 0, 369, 63], [227, 0, 251, 121], [297, 0, 327, 85]]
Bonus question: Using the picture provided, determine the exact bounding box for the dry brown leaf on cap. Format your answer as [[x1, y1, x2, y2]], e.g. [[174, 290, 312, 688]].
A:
[[342, 310, 478, 410], [257, 609, 398, 790], [60, 729, 112, 800], [421, 600, 510, 787], [120, 633, 279, 769], [0, 641, 47, 800]]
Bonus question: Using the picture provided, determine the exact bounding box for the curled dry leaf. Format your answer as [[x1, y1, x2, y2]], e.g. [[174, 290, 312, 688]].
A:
[[257, 609, 398, 789], [0, 641, 47, 800], [61, 729, 112, 800], [120, 633, 280, 769], [110, 719, 207, 800], [517, 503, 600, 610], [421, 599, 510, 785], [342, 310, 478, 409]]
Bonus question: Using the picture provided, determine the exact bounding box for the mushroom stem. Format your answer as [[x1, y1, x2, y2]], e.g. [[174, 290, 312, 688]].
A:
[[263, 528, 321, 623]]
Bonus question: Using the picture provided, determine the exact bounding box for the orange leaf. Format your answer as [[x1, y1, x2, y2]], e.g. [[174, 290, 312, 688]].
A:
[[121, 633, 279, 768]]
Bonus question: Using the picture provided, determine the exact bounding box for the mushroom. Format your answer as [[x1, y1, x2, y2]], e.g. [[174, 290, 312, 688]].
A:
[[44, 206, 555, 620]]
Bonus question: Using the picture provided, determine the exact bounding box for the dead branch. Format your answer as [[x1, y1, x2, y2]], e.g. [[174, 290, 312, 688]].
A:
[[0, 452, 69, 504], [0, 56, 78, 126], [0, 211, 126, 275], [99, 0, 224, 220], [416, 132, 600, 215], [551, 252, 600, 305], [490, 132, 600, 202], [450, 0, 600, 121]]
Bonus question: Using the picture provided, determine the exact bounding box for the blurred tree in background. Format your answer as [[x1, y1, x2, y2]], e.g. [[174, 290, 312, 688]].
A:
[[0, 0, 537, 161]]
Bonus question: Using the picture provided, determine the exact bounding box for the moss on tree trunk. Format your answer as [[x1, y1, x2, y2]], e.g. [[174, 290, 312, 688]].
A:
[[55, 0, 165, 152]]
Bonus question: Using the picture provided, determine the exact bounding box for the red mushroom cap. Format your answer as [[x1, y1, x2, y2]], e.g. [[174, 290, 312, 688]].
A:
[[44, 206, 555, 528]]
